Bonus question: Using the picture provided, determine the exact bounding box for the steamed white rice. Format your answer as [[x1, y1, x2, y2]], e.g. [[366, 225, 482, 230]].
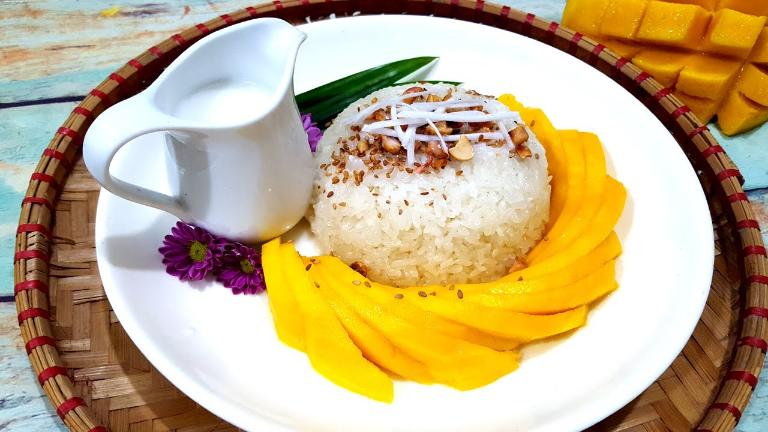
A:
[[308, 84, 550, 286]]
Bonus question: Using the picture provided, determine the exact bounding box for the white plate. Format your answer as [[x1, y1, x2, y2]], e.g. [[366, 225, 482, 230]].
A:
[[95, 15, 714, 432]]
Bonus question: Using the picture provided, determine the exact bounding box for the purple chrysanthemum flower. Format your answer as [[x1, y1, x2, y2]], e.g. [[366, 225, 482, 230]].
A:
[[217, 243, 266, 295], [302, 113, 323, 152], [158, 222, 220, 281]]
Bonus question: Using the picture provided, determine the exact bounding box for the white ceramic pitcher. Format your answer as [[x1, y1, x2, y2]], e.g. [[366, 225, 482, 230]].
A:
[[84, 18, 312, 243]]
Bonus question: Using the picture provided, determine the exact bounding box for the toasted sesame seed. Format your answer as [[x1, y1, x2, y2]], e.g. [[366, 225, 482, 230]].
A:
[[420, 191, 429, 195], [352, 280, 361, 286], [418, 290, 427, 298], [517, 276, 524, 281], [456, 170, 463, 176], [314, 282, 320, 288], [442, 193, 448, 200], [327, 191, 334, 198], [394, 293, 404, 299], [364, 281, 371, 287], [430, 291, 436, 296], [305, 264, 312, 271], [404, 199, 409, 206], [457, 289, 464, 299]]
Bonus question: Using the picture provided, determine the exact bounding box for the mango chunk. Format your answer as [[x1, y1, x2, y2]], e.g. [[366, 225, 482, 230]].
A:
[[737, 63, 768, 105], [717, 0, 768, 16], [666, 0, 716, 9], [262, 238, 305, 351], [636, 1, 711, 48], [600, 0, 649, 39], [677, 55, 742, 99], [280, 244, 393, 402], [562, 0, 611, 35], [717, 90, 768, 134], [675, 91, 723, 122], [701, 8, 767, 58], [631, 49, 692, 86], [603, 39, 644, 57], [750, 28, 768, 63]]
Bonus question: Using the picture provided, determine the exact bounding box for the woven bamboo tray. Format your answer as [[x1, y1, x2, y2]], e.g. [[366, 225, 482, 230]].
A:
[[13, 1, 768, 431]]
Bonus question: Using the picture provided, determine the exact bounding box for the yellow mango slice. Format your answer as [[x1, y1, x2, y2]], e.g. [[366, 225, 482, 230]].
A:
[[675, 91, 723, 122], [603, 39, 644, 58], [280, 244, 393, 402], [668, 0, 716, 9], [308, 268, 432, 383], [750, 28, 768, 63], [736, 63, 768, 105], [677, 54, 742, 99], [528, 132, 607, 263], [600, 0, 649, 40], [467, 260, 618, 314], [562, 0, 612, 35], [717, 90, 768, 135], [701, 8, 767, 58], [717, 0, 768, 16], [636, 1, 711, 48], [632, 49, 692, 87], [262, 238, 305, 351], [316, 266, 520, 390]]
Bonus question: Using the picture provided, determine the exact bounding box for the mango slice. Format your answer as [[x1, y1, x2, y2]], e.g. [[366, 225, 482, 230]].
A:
[[666, 0, 716, 9], [736, 63, 768, 105], [717, 90, 768, 135], [636, 1, 711, 48], [316, 266, 520, 390], [632, 49, 693, 86], [262, 238, 305, 351], [600, 0, 650, 39], [750, 28, 768, 63], [309, 268, 433, 383], [677, 54, 742, 99], [675, 91, 723, 122], [562, 0, 612, 35], [717, 0, 768, 16], [280, 243, 394, 402], [603, 39, 644, 58], [701, 8, 767, 58]]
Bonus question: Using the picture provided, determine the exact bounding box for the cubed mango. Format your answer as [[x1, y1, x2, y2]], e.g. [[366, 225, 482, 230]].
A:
[[632, 49, 692, 86], [701, 8, 767, 58], [667, 0, 716, 10], [636, 1, 711, 48], [675, 91, 722, 122], [717, 90, 768, 135], [677, 55, 742, 99], [603, 39, 644, 57], [736, 63, 768, 105], [717, 0, 768, 16], [562, 0, 612, 35], [600, 0, 649, 39], [750, 27, 768, 63]]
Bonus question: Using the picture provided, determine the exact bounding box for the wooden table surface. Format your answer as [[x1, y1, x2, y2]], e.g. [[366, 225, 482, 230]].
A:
[[0, 0, 766, 430]]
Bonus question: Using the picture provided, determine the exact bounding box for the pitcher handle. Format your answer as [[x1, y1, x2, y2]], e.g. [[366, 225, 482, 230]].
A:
[[83, 94, 188, 219]]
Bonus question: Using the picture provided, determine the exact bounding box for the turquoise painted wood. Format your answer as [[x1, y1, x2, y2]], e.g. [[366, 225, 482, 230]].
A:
[[0, 1, 766, 430]]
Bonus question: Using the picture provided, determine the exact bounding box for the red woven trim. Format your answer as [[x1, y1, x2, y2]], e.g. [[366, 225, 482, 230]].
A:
[[525, 13, 535, 24], [17, 223, 51, 239], [89, 89, 108, 101], [500, 5, 511, 17], [571, 32, 583, 44], [196, 23, 211, 34], [14, 250, 50, 262], [42, 148, 73, 171], [737, 219, 760, 230], [30, 172, 59, 190], [273, 0, 284, 9], [710, 402, 742, 422], [451, 0, 459, 6], [744, 246, 767, 257], [745, 307, 768, 318], [56, 127, 78, 140], [220, 13, 234, 24], [727, 192, 748, 203], [725, 371, 758, 389], [22, 196, 53, 212], [171, 34, 186, 45], [127, 59, 144, 70], [108, 73, 125, 84], [14, 280, 49, 295], [18, 307, 50, 324], [592, 44, 606, 56], [246, 6, 258, 15], [717, 168, 742, 181], [475, 0, 485, 11], [72, 106, 92, 117], [700, 145, 723, 157], [671, 105, 691, 118], [634, 71, 650, 83], [653, 87, 672, 101], [547, 21, 559, 33], [56, 397, 85, 420], [614, 57, 629, 70], [25, 335, 56, 354], [689, 125, 710, 138], [38, 366, 67, 386], [148, 46, 163, 58], [738, 336, 768, 353], [747, 275, 768, 284], [89, 427, 108, 432]]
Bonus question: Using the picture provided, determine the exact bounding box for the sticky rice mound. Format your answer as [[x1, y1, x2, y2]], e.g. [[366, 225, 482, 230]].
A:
[[308, 84, 550, 286]]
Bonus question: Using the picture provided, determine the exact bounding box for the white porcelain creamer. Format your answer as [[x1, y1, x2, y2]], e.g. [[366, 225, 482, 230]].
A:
[[84, 18, 312, 243]]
